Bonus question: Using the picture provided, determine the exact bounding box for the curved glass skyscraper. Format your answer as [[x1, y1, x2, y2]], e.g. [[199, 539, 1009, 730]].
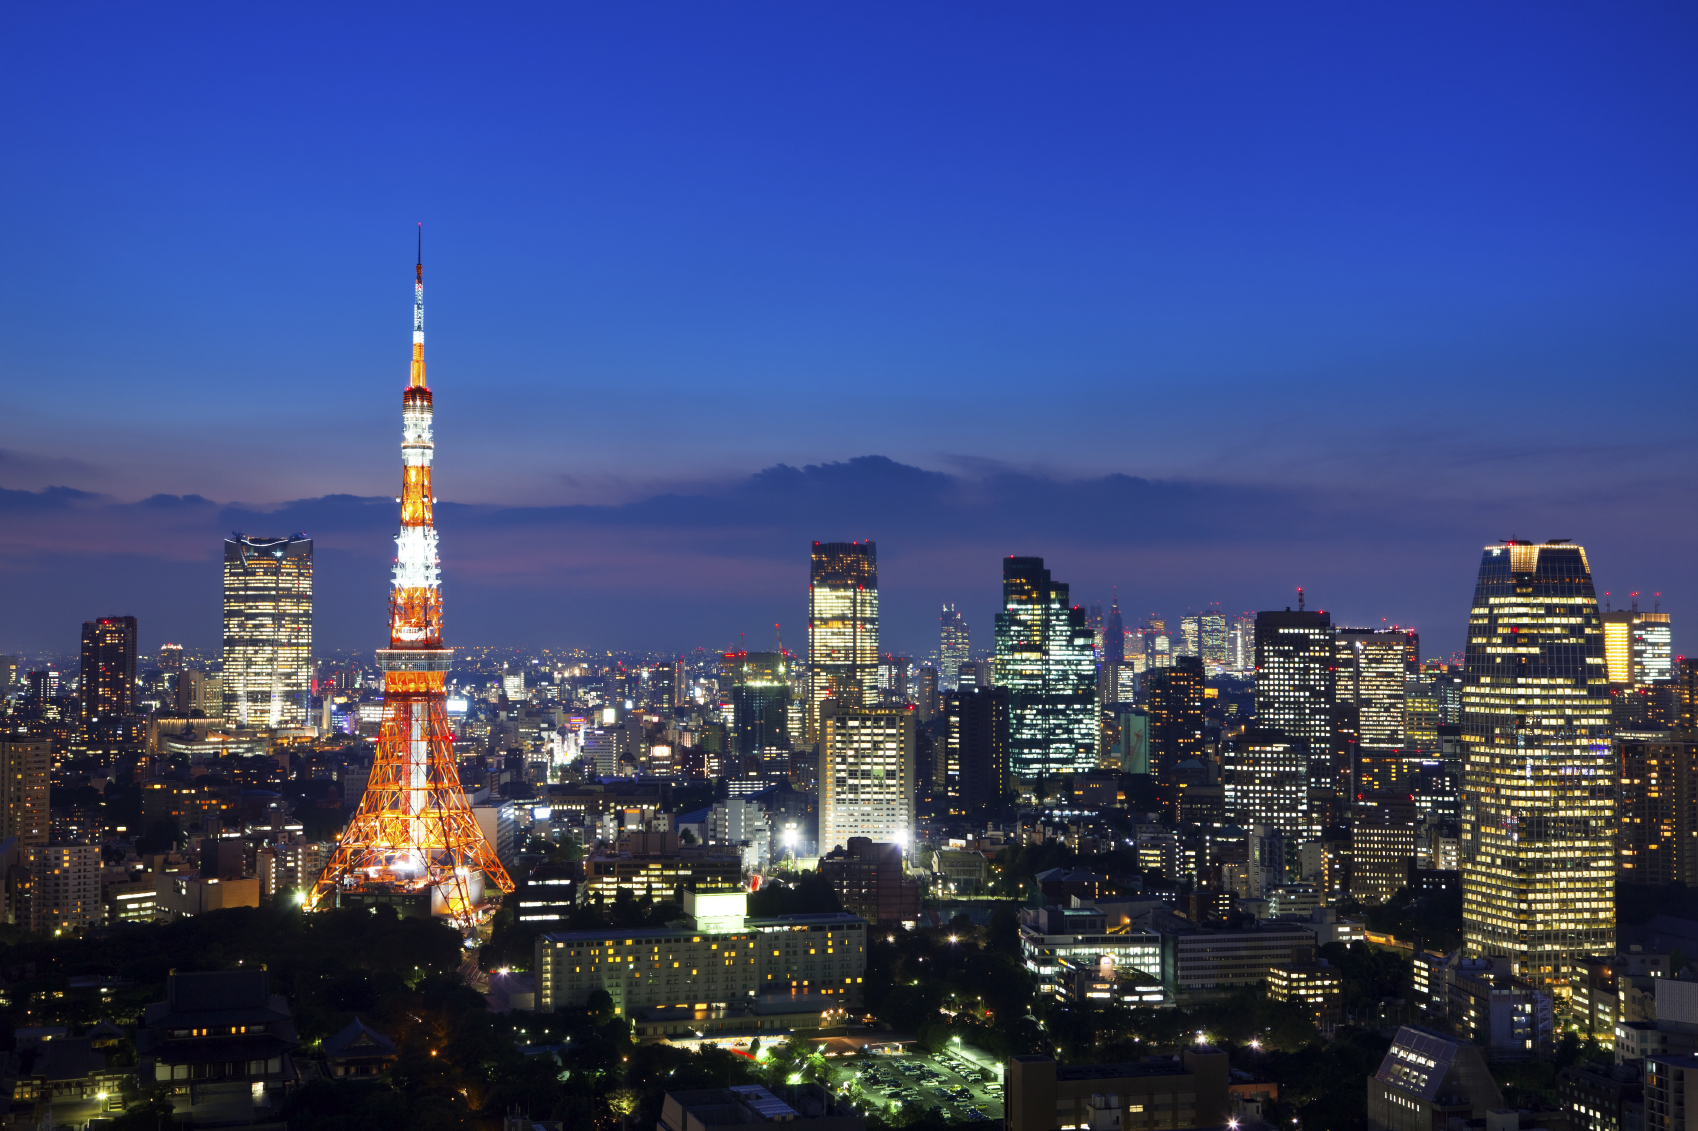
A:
[[1460, 541, 1614, 992]]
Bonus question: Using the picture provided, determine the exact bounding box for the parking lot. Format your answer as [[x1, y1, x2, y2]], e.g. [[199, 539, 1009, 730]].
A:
[[841, 1047, 1004, 1123]]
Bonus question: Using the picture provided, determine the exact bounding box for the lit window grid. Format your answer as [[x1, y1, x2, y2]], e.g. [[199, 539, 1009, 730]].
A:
[[536, 920, 867, 1013], [222, 544, 313, 729], [819, 710, 914, 853], [808, 575, 879, 732], [1460, 544, 1615, 991], [996, 581, 1096, 778]]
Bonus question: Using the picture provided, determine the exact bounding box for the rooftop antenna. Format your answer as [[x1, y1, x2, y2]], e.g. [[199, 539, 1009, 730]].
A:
[[1297, 587, 1305, 612]]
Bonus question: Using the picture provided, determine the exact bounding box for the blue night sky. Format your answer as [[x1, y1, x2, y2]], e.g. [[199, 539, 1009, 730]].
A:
[[3, 3, 1697, 660]]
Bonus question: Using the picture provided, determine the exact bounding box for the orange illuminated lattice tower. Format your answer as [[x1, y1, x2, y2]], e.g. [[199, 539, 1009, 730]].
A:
[[308, 228, 513, 922]]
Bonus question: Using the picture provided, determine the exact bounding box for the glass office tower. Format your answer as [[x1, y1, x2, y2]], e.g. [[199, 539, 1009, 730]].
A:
[[222, 533, 314, 729], [994, 556, 1096, 778], [807, 542, 879, 740], [1460, 541, 1614, 992], [939, 604, 971, 691]]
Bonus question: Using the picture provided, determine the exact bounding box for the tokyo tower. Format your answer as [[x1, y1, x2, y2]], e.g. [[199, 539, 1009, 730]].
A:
[[308, 229, 514, 922]]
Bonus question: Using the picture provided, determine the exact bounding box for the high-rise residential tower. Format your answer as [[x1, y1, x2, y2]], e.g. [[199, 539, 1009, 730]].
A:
[[0, 738, 50, 847], [807, 542, 879, 739], [79, 616, 137, 725], [940, 686, 1011, 813], [222, 534, 313, 728], [1460, 541, 1613, 992], [939, 604, 971, 690], [994, 557, 1096, 778], [818, 703, 915, 853]]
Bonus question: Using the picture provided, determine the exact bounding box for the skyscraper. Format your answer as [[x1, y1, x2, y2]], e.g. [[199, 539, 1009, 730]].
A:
[[0, 738, 50, 847], [1335, 628, 1414, 792], [1460, 541, 1613, 992], [1229, 614, 1256, 672], [1254, 602, 1335, 777], [941, 686, 1011, 813], [1200, 612, 1228, 669], [1617, 734, 1698, 887], [79, 616, 137, 725], [1146, 656, 1204, 778], [1179, 616, 1200, 658], [723, 650, 790, 759], [1223, 728, 1311, 840], [1603, 604, 1673, 687], [939, 604, 971, 690], [807, 542, 879, 740], [818, 702, 915, 853], [1103, 598, 1125, 665], [1349, 794, 1417, 906], [222, 533, 313, 729], [994, 557, 1096, 778]]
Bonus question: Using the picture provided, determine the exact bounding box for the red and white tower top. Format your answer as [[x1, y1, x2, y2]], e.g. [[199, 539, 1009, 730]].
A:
[[390, 224, 444, 653]]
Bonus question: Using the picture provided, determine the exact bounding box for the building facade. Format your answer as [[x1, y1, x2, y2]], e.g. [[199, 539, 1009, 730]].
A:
[[1006, 1051, 1229, 1131], [939, 604, 970, 691], [995, 557, 1096, 778], [222, 533, 314, 729], [0, 739, 50, 847], [817, 703, 915, 854], [1366, 1025, 1503, 1131], [819, 837, 920, 925], [1146, 657, 1205, 779], [1604, 607, 1673, 687], [1020, 905, 1161, 997], [1616, 734, 1698, 887], [807, 542, 879, 741], [1349, 794, 1417, 906], [27, 843, 103, 935], [940, 685, 1010, 812], [1460, 541, 1614, 992], [1254, 606, 1335, 784], [79, 616, 137, 726], [535, 890, 868, 1014], [1336, 628, 1415, 783], [1224, 728, 1312, 842], [724, 651, 791, 759]]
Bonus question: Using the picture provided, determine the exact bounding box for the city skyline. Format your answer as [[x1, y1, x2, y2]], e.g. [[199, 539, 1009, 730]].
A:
[[0, 471, 1677, 665], [6, 8, 1698, 1127]]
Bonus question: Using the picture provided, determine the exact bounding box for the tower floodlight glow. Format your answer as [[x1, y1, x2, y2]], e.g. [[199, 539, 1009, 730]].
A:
[[307, 229, 514, 923]]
